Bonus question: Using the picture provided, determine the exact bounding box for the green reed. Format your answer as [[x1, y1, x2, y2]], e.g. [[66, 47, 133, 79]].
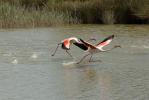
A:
[[0, 0, 148, 28]]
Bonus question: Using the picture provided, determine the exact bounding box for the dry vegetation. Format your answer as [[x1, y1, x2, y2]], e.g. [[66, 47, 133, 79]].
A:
[[0, 0, 149, 28]]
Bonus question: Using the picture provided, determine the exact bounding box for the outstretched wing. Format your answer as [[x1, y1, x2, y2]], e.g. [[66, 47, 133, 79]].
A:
[[73, 42, 88, 50], [79, 39, 97, 49], [96, 35, 114, 48]]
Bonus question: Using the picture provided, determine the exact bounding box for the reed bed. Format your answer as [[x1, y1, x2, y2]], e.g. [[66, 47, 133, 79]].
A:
[[0, 2, 78, 28], [0, 0, 148, 28]]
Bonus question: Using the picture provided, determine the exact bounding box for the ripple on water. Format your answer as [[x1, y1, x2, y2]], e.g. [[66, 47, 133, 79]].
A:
[[131, 45, 149, 49], [0, 26, 149, 100]]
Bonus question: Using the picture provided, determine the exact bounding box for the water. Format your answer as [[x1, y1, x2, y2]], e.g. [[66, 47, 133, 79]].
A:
[[0, 25, 149, 100]]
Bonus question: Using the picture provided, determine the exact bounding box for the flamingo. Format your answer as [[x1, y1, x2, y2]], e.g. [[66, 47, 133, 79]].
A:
[[51, 37, 96, 57], [76, 35, 121, 64]]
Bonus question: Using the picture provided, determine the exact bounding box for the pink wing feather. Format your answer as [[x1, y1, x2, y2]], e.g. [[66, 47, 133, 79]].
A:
[[96, 35, 114, 48]]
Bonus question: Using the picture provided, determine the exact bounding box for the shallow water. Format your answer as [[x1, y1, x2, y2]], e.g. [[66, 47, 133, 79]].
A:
[[0, 25, 149, 100]]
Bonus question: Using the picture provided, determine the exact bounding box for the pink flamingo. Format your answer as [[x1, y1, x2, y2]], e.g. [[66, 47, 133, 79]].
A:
[[76, 35, 121, 64], [51, 37, 96, 57]]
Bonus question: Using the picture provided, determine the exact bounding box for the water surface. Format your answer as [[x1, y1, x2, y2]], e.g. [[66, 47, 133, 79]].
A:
[[0, 25, 149, 100]]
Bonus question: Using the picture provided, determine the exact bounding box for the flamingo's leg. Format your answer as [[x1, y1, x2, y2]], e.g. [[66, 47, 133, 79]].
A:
[[51, 43, 61, 56], [89, 54, 102, 62], [77, 54, 90, 64], [89, 54, 93, 62], [66, 50, 73, 57]]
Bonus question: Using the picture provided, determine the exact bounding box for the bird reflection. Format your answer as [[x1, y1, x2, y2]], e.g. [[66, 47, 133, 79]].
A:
[[63, 65, 113, 100], [63, 65, 97, 99]]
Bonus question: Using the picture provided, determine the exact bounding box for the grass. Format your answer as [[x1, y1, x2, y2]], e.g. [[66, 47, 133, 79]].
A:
[[48, 0, 149, 24], [0, 0, 149, 28], [0, 2, 79, 28]]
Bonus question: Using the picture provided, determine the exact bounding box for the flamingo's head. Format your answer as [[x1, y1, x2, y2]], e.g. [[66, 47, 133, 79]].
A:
[[61, 43, 70, 50], [114, 45, 121, 48], [61, 39, 70, 50]]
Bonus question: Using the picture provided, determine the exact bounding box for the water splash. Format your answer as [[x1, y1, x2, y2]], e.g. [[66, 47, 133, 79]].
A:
[[62, 58, 78, 67], [62, 61, 77, 67], [31, 53, 38, 59], [12, 59, 18, 64]]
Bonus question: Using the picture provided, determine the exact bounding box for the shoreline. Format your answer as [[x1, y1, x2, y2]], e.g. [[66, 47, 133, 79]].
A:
[[0, 24, 149, 30]]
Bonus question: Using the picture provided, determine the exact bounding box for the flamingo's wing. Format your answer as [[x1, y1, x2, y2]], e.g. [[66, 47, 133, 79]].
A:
[[79, 39, 97, 49], [73, 42, 88, 50], [96, 35, 114, 48]]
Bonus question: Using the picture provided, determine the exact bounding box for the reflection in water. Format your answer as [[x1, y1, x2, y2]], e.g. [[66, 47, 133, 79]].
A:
[[63, 65, 113, 100], [63, 66, 97, 100], [77, 67, 98, 100], [98, 71, 112, 100]]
